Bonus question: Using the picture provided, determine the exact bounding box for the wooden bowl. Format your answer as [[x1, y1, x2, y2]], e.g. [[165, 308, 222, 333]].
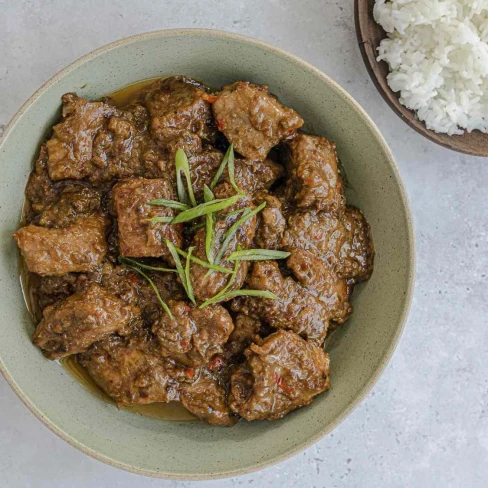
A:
[[355, 0, 488, 157]]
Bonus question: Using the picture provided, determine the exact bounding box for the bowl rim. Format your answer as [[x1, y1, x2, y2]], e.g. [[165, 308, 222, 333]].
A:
[[0, 28, 416, 480]]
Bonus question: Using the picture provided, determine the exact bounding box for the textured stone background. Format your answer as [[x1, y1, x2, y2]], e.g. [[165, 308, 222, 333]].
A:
[[1, 1, 487, 487]]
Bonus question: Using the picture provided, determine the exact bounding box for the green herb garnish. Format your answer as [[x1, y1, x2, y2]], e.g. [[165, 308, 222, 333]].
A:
[[214, 202, 267, 264], [200, 289, 279, 308], [199, 260, 239, 308], [171, 194, 243, 224], [203, 185, 215, 264], [119, 256, 176, 273], [227, 249, 291, 261], [174, 247, 233, 274], [148, 199, 189, 211], [121, 260, 174, 319], [226, 144, 240, 194], [175, 148, 197, 207], [185, 246, 196, 304], [166, 240, 196, 305], [210, 144, 232, 190]]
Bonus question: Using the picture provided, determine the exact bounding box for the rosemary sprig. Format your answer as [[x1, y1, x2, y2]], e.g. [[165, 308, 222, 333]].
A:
[[227, 249, 291, 261], [121, 260, 174, 319]]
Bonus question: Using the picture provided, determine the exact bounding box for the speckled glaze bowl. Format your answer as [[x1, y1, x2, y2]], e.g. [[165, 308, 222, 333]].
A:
[[0, 29, 415, 479]]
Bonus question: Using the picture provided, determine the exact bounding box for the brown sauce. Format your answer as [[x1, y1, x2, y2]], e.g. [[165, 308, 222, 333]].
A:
[[20, 78, 197, 422]]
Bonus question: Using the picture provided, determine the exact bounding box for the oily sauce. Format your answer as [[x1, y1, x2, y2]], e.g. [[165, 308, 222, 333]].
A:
[[20, 78, 197, 422]]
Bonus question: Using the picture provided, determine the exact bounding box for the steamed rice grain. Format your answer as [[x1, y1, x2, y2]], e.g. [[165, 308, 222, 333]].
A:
[[374, 0, 488, 135]]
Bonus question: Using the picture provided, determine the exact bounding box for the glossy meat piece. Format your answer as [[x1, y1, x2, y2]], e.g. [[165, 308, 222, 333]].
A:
[[91, 109, 167, 181], [229, 330, 330, 421], [112, 178, 182, 259], [25, 145, 58, 215], [190, 188, 257, 302], [283, 207, 374, 282], [233, 250, 351, 344], [79, 334, 191, 406], [227, 158, 284, 194], [253, 193, 287, 249], [38, 184, 101, 228], [142, 76, 217, 151], [224, 314, 263, 359], [180, 373, 238, 426], [152, 300, 234, 367], [33, 284, 135, 359], [213, 82, 304, 161], [14, 215, 108, 276], [46, 94, 115, 180], [284, 134, 345, 213]]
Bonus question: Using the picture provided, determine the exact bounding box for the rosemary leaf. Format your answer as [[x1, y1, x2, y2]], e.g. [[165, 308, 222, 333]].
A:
[[171, 194, 243, 224], [119, 256, 177, 273], [175, 148, 197, 207], [148, 199, 189, 211], [122, 261, 174, 319], [227, 249, 291, 261]]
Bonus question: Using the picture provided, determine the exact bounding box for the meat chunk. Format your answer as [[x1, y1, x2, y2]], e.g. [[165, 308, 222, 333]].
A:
[[229, 330, 330, 421], [152, 300, 234, 366], [224, 314, 264, 359], [112, 178, 182, 260], [254, 193, 287, 249], [25, 145, 59, 215], [14, 215, 108, 276], [79, 334, 191, 406], [37, 184, 101, 228], [142, 76, 217, 151], [283, 207, 374, 282], [230, 158, 284, 194], [213, 82, 303, 161], [91, 110, 167, 182], [32, 284, 134, 359], [232, 250, 351, 345], [284, 134, 345, 212], [190, 188, 257, 301], [180, 373, 238, 426], [46, 94, 115, 181]]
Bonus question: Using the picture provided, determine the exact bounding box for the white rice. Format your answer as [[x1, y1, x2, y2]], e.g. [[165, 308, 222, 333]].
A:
[[373, 0, 488, 135]]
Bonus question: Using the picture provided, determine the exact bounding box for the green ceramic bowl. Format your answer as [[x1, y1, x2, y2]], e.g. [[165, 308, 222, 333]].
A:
[[0, 29, 415, 479]]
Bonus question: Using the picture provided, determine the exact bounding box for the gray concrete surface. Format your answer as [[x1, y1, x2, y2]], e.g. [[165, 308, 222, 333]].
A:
[[1, 1, 487, 487]]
